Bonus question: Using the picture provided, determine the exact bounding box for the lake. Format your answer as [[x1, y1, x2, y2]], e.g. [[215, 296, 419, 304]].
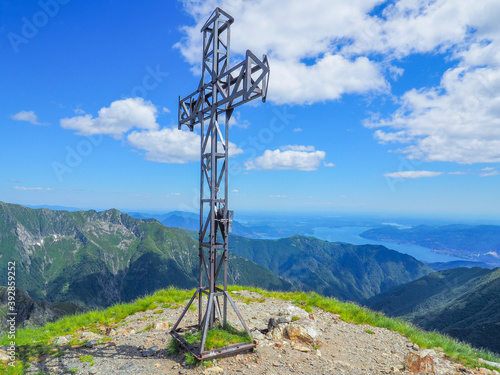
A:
[[312, 226, 463, 263]]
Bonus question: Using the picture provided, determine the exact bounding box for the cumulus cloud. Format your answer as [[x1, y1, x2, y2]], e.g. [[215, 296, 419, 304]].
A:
[[61, 98, 159, 139], [269, 55, 387, 104], [60, 97, 244, 164], [367, 66, 500, 163], [177, 0, 500, 165], [128, 127, 243, 164], [383, 171, 443, 179], [362, 0, 500, 165], [245, 145, 325, 171], [11, 111, 47, 126], [176, 0, 388, 105]]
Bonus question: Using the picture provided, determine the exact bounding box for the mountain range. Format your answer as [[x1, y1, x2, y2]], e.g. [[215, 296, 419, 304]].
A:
[[0, 202, 292, 308], [2, 202, 499, 354], [365, 267, 500, 354], [0, 202, 431, 308]]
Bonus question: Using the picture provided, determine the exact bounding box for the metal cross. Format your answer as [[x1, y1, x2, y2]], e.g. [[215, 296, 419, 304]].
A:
[[170, 7, 269, 360]]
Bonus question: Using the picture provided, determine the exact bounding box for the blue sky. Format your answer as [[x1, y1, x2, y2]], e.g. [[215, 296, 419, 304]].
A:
[[1, 0, 499, 218]]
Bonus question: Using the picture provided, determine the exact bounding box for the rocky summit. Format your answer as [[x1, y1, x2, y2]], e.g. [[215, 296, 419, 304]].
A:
[[6, 290, 499, 375]]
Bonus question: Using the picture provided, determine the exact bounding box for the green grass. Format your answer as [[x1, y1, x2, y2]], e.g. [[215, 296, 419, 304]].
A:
[[2, 285, 500, 373], [79, 354, 94, 366], [166, 323, 251, 367], [0, 287, 191, 347], [0, 287, 192, 374]]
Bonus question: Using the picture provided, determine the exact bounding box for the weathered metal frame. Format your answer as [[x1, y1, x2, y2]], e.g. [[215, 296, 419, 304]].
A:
[[170, 7, 269, 360]]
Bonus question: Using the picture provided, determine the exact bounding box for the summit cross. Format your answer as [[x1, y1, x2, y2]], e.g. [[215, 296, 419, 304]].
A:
[[170, 7, 270, 360]]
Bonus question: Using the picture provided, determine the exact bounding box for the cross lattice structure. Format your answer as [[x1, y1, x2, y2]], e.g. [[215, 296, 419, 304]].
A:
[[170, 8, 269, 360]]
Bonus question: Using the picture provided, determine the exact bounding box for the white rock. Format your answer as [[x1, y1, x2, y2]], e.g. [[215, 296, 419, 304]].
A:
[[282, 305, 309, 319], [54, 336, 69, 345]]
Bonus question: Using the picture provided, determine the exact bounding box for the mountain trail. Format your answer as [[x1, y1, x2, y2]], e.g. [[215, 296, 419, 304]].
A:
[[16, 290, 499, 375]]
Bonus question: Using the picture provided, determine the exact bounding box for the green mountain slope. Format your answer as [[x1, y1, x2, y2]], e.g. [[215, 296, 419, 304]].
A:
[[0, 287, 83, 337], [361, 224, 500, 265], [0, 202, 293, 308], [365, 267, 500, 354], [227, 234, 432, 302]]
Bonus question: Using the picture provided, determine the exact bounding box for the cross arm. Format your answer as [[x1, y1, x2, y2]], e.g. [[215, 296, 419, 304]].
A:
[[178, 50, 270, 131]]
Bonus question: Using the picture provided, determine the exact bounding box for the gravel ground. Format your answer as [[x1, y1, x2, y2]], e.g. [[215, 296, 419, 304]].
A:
[[19, 290, 500, 375]]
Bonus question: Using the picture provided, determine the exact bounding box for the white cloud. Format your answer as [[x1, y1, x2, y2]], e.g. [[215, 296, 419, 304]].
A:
[[361, 0, 500, 165], [280, 145, 316, 152], [227, 111, 250, 128], [268, 195, 288, 198], [367, 66, 500, 164], [128, 127, 243, 164], [480, 171, 499, 177], [232, 189, 239, 193], [324, 162, 335, 167], [177, 1, 500, 165], [374, 130, 412, 144], [128, 128, 199, 163], [176, 0, 388, 105], [293, 128, 302, 132], [13, 186, 54, 191], [11, 111, 47, 126], [245, 146, 325, 171], [448, 171, 467, 175], [61, 98, 159, 139], [482, 167, 495, 171], [269, 55, 387, 105], [383, 171, 443, 179]]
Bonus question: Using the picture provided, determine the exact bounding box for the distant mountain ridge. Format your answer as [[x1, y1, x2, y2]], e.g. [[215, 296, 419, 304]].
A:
[[365, 267, 500, 354], [178, 228, 434, 303], [0, 202, 434, 309], [128, 210, 260, 238], [228, 235, 433, 302], [0, 202, 292, 308], [360, 224, 500, 265]]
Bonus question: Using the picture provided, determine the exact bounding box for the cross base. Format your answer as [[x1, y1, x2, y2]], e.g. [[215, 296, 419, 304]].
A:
[[169, 287, 256, 360]]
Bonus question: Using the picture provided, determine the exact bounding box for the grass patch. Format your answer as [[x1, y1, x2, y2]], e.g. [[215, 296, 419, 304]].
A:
[[0, 362, 24, 375], [0, 287, 192, 348], [0, 287, 193, 374], [291, 316, 300, 322], [79, 354, 95, 366], [136, 324, 152, 333], [365, 329, 375, 335], [167, 323, 251, 367]]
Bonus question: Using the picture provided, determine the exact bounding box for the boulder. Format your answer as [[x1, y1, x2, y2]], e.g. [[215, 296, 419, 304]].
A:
[[285, 321, 318, 345], [405, 351, 435, 374]]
